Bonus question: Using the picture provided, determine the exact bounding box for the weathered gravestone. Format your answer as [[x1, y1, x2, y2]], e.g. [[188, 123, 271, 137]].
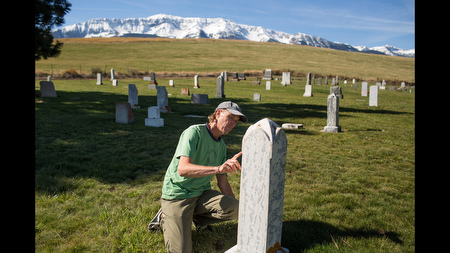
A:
[[253, 93, 261, 102], [232, 72, 239, 81], [322, 93, 342, 133], [39, 81, 57, 97], [115, 102, 134, 124], [215, 76, 225, 98], [303, 84, 313, 97], [112, 79, 118, 86], [145, 106, 164, 127], [194, 75, 200, 88], [361, 82, 368, 97], [369, 85, 378, 106], [225, 118, 289, 253], [317, 77, 322, 85], [325, 76, 328, 84], [306, 73, 311, 85], [47, 75, 51, 81], [223, 70, 228, 81], [149, 72, 157, 84], [191, 94, 210, 104], [330, 86, 344, 99], [181, 88, 190, 95], [266, 81, 271, 90], [96, 73, 102, 85], [169, 80, 174, 87], [128, 84, 140, 109], [281, 72, 291, 85], [262, 69, 273, 80], [157, 86, 170, 112], [238, 73, 246, 80], [331, 77, 336, 86], [110, 68, 115, 80]]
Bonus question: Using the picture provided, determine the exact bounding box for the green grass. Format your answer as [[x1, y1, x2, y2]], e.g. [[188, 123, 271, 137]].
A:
[[35, 77, 414, 252], [35, 38, 415, 83]]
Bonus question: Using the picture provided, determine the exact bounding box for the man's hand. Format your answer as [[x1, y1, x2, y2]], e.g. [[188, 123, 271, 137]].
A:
[[218, 152, 242, 174]]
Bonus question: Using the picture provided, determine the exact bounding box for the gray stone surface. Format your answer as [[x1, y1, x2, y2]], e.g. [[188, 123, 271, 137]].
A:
[[39, 81, 57, 97], [322, 93, 342, 133], [128, 84, 140, 109], [157, 86, 170, 112], [369, 85, 378, 106], [226, 118, 289, 253], [191, 94, 210, 104], [262, 69, 273, 80], [115, 102, 134, 124], [361, 82, 368, 97]]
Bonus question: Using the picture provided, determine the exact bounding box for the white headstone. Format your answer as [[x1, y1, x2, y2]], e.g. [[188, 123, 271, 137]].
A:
[[110, 68, 115, 80], [266, 81, 271, 90], [322, 93, 342, 133], [47, 75, 51, 81], [369, 85, 378, 106], [169, 80, 174, 87], [281, 72, 291, 85], [112, 79, 118, 86], [262, 69, 273, 80], [194, 75, 199, 89], [145, 106, 164, 127], [401, 82, 406, 88], [225, 118, 289, 253], [96, 73, 102, 85], [361, 82, 368, 97], [253, 93, 261, 102], [303, 84, 313, 97]]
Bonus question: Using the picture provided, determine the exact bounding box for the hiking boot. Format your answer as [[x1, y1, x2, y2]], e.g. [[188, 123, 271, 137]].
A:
[[148, 208, 163, 231]]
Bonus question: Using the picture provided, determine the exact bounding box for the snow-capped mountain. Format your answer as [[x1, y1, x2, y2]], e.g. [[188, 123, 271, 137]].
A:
[[52, 14, 414, 58]]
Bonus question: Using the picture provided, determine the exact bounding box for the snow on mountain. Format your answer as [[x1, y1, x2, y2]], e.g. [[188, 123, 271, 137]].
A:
[[52, 14, 414, 58]]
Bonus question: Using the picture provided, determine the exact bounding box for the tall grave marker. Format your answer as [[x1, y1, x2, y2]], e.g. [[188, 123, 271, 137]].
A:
[[226, 118, 289, 253]]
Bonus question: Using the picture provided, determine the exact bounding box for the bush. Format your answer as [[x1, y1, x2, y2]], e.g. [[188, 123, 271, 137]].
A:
[[62, 69, 81, 78]]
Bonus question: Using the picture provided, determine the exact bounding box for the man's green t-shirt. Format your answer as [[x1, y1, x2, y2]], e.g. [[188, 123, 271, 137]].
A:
[[161, 123, 226, 200]]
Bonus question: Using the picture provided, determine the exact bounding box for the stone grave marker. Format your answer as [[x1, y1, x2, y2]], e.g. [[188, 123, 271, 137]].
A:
[[145, 106, 164, 127], [262, 69, 273, 80], [223, 70, 228, 81], [232, 72, 239, 81], [215, 76, 225, 98], [325, 76, 328, 84], [181, 88, 190, 95], [110, 68, 115, 80], [157, 86, 170, 112], [225, 118, 288, 253], [335, 76, 339, 85], [191, 94, 210, 104], [253, 93, 261, 102], [266, 81, 271, 90], [369, 85, 378, 106], [317, 77, 322, 85], [47, 75, 51, 81], [39, 81, 57, 97], [361, 82, 368, 97], [401, 82, 406, 88], [330, 86, 344, 99], [306, 73, 311, 85], [322, 93, 342, 133], [281, 72, 291, 85], [115, 102, 134, 124], [96, 73, 102, 85], [331, 77, 336, 86], [128, 84, 140, 109], [238, 73, 246, 80], [303, 84, 313, 97], [169, 80, 174, 87], [112, 79, 118, 86], [194, 75, 200, 88]]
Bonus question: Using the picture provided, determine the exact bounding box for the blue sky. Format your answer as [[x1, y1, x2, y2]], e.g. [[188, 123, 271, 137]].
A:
[[62, 0, 415, 49]]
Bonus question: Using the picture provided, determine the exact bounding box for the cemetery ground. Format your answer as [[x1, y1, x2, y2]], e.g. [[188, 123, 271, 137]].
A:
[[35, 77, 414, 252]]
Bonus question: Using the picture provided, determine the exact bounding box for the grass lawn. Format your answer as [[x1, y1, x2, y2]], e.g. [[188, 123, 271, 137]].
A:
[[35, 76, 414, 252]]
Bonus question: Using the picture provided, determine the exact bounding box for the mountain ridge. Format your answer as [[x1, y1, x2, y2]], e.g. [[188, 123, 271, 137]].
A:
[[52, 14, 414, 58]]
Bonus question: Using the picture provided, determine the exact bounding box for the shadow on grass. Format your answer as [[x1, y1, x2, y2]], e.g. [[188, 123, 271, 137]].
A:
[[282, 219, 403, 252]]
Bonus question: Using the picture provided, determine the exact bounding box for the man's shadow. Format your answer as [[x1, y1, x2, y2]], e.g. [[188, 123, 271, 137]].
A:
[[281, 219, 403, 251]]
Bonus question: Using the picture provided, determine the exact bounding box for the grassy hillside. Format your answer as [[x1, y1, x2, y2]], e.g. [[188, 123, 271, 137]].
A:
[[35, 77, 414, 252], [35, 38, 415, 83]]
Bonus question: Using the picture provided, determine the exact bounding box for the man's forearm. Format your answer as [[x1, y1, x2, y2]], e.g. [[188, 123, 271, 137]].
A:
[[217, 174, 235, 198]]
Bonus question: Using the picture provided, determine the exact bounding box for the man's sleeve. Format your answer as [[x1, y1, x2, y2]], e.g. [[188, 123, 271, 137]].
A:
[[174, 126, 199, 159]]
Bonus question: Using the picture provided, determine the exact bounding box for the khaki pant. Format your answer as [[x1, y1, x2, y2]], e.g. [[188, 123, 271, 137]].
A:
[[160, 190, 239, 253]]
